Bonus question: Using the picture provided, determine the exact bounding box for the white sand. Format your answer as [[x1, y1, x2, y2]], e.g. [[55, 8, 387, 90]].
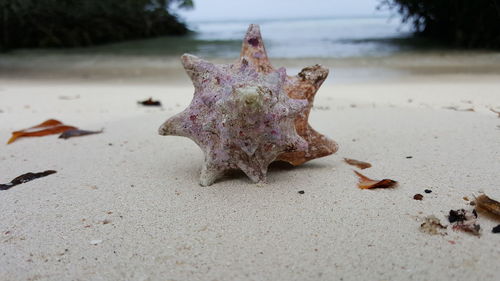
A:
[[1, 74, 500, 281]]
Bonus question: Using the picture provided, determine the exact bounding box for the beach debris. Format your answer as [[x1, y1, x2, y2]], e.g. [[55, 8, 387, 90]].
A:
[[298, 190, 305, 194], [59, 129, 103, 139], [344, 158, 371, 169], [159, 24, 336, 186], [448, 209, 481, 236], [406, 156, 413, 159], [413, 194, 424, 200], [424, 189, 432, 193], [353, 171, 397, 189], [443, 106, 475, 112], [490, 108, 500, 118], [138, 97, 161, 106], [239, 24, 338, 166], [420, 215, 447, 235], [492, 225, 500, 233], [7, 119, 77, 144], [0, 170, 56, 191], [474, 194, 500, 218]]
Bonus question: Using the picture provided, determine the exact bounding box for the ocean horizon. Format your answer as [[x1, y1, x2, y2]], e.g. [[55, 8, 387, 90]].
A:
[[185, 15, 414, 58]]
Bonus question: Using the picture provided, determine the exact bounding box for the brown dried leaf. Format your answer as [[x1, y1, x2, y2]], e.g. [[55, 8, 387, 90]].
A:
[[344, 158, 372, 169], [474, 194, 500, 218], [7, 119, 77, 144], [59, 129, 103, 139], [353, 171, 398, 189], [0, 170, 56, 190]]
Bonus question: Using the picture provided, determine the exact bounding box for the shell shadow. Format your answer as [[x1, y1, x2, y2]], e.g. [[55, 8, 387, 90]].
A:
[[213, 160, 327, 185]]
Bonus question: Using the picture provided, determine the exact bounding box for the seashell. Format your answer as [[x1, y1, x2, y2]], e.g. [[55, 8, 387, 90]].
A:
[[159, 24, 337, 185]]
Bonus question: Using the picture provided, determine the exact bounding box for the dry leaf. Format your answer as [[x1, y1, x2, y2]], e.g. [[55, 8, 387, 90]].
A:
[[59, 129, 103, 139], [344, 158, 371, 169], [353, 171, 397, 189], [474, 194, 500, 218], [7, 119, 77, 144], [0, 170, 56, 190], [138, 98, 161, 106]]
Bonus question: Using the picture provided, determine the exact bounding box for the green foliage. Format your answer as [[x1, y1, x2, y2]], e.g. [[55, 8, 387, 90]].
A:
[[381, 0, 500, 48], [0, 0, 194, 50]]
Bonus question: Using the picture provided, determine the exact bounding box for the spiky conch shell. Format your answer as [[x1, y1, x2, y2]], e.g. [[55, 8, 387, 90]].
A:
[[159, 24, 338, 186], [160, 54, 308, 186]]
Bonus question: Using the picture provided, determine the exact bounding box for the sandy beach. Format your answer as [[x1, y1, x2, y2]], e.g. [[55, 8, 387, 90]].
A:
[[1, 55, 500, 281]]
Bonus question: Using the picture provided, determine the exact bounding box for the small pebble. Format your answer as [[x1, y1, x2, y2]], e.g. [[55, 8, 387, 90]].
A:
[[424, 189, 432, 193], [406, 156, 413, 159], [298, 190, 305, 194], [492, 225, 500, 233], [413, 194, 423, 200]]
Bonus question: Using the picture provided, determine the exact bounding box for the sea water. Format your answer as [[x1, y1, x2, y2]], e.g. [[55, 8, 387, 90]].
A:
[[188, 16, 413, 58]]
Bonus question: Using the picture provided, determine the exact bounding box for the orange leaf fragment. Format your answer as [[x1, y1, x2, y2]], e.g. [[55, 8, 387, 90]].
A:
[[7, 119, 77, 144], [344, 158, 372, 169], [354, 171, 398, 189]]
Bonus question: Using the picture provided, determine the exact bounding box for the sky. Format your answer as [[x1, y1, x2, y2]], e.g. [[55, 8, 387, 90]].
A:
[[175, 0, 389, 22]]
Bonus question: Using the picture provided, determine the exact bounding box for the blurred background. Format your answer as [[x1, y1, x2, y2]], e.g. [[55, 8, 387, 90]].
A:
[[1, 0, 500, 83]]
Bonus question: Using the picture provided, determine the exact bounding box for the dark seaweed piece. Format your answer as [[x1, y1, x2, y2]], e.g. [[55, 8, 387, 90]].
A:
[[448, 209, 467, 223], [298, 190, 305, 194], [138, 98, 161, 106], [0, 170, 56, 190], [493, 225, 500, 233], [59, 129, 103, 139]]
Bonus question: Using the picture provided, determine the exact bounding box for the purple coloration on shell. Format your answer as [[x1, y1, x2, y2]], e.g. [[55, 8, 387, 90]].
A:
[[159, 54, 308, 186], [247, 37, 259, 47]]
